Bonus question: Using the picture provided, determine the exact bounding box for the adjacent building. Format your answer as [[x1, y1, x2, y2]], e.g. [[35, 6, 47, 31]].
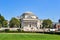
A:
[[53, 20, 60, 31]]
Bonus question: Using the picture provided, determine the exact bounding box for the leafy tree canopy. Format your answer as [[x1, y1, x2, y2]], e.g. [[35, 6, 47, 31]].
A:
[[9, 17, 20, 28], [0, 14, 7, 27], [3, 20, 8, 27], [42, 19, 52, 28]]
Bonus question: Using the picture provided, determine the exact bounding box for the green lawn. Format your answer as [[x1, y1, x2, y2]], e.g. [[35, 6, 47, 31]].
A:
[[0, 33, 60, 40]]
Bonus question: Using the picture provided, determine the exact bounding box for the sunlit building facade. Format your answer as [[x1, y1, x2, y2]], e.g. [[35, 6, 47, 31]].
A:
[[20, 12, 43, 31]]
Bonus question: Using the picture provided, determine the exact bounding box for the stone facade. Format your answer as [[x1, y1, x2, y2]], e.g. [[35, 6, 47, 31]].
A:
[[20, 12, 43, 31]]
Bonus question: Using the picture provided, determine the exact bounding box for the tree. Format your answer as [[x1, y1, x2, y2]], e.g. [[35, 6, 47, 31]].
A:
[[0, 14, 7, 27], [3, 20, 8, 27], [0, 14, 5, 22], [42, 19, 52, 28], [0, 24, 2, 28], [9, 17, 20, 28], [58, 19, 60, 23]]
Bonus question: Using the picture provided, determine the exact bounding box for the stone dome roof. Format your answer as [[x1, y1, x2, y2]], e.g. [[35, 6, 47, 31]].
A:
[[22, 11, 35, 16], [20, 11, 38, 19]]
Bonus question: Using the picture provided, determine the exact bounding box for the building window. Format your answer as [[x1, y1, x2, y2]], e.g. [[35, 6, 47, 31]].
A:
[[27, 16, 32, 19]]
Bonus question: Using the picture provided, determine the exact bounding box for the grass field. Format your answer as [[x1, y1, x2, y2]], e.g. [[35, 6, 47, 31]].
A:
[[0, 33, 60, 40]]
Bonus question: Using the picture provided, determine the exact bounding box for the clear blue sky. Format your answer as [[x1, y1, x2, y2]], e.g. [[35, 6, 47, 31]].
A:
[[0, 0, 60, 22]]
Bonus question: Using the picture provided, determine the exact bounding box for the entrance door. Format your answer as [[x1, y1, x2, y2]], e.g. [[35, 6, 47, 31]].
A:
[[30, 24, 31, 27]]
